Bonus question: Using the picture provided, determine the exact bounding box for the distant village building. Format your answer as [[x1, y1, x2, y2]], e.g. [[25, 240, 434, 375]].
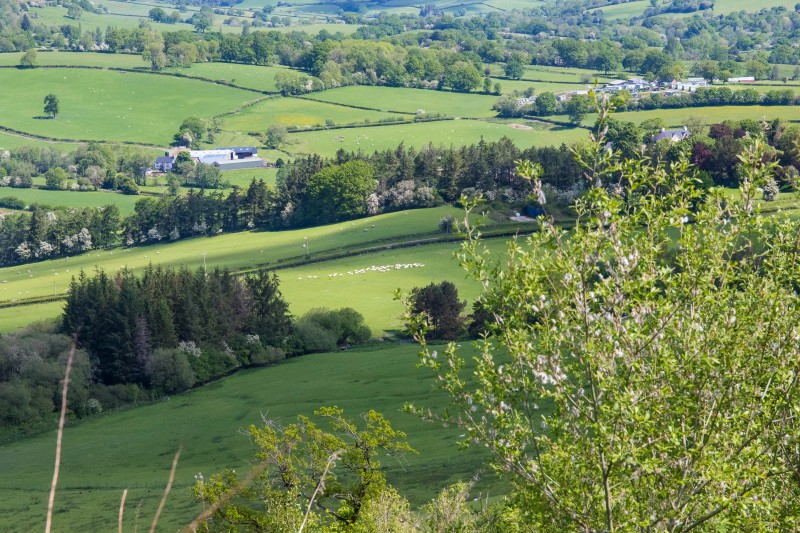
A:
[[727, 76, 755, 83], [153, 147, 265, 173], [652, 126, 691, 143], [154, 154, 175, 172], [602, 78, 654, 94], [669, 78, 707, 92]]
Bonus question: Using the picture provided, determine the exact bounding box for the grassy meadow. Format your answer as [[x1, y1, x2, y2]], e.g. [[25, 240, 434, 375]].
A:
[[0, 343, 503, 532], [223, 96, 409, 132], [0, 187, 143, 214], [286, 119, 586, 157], [0, 206, 474, 305], [303, 86, 499, 117], [0, 69, 257, 144]]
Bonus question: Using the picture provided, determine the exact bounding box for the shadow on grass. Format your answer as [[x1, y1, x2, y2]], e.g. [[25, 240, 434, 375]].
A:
[[33, 116, 56, 120]]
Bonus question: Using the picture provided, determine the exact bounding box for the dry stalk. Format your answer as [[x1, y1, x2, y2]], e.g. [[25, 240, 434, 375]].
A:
[[119, 489, 128, 533], [149, 447, 182, 533], [45, 341, 76, 533], [298, 450, 341, 533]]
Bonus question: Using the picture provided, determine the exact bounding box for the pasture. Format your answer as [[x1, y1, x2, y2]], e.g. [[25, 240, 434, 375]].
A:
[[596, 0, 648, 19], [713, 0, 798, 14], [303, 86, 499, 117], [279, 237, 512, 334], [0, 131, 79, 151], [0, 343, 502, 531], [0, 206, 472, 305], [0, 187, 142, 215], [547, 105, 800, 128], [0, 68, 257, 144], [0, 51, 143, 68], [223, 96, 408, 132], [286, 119, 586, 157]]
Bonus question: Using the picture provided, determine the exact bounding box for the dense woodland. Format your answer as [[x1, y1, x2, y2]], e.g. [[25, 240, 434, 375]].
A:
[[0, 264, 375, 432]]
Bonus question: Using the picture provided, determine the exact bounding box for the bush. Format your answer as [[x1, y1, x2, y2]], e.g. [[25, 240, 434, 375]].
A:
[[146, 348, 196, 395], [295, 307, 371, 353], [0, 196, 24, 210]]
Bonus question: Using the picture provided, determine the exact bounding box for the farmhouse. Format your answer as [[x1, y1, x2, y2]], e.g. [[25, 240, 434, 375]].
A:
[[154, 154, 175, 172], [652, 126, 691, 143], [154, 147, 265, 172]]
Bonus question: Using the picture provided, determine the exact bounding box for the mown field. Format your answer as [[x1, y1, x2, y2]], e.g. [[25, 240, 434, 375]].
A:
[[547, 104, 800, 128], [0, 342, 503, 532], [0, 187, 143, 214], [0, 69, 257, 144], [286, 119, 585, 157], [303, 86, 499, 117], [224, 96, 409, 132], [713, 0, 798, 14]]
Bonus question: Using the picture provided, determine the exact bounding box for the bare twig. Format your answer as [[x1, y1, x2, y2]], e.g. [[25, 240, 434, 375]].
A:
[[149, 447, 182, 533], [45, 341, 76, 533], [298, 450, 341, 533], [119, 489, 128, 533]]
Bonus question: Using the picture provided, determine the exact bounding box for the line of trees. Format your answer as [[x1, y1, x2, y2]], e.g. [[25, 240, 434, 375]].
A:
[[9, 120, 800, 268]]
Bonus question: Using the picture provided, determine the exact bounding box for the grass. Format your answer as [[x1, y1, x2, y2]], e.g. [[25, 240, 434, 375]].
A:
[[0, 69, 257, 145], [596, 0, 649, 19], [713, 0, 798, 14], [0, 187, 144, 215], [303, 86, 499, 117], [0, 342, 502, 531], [223, 96, 409, 132], [0, 131, 80, 151], [279, 237, 511, 334], [29, 5, 194, 33], [547, 105, 800, 128], [0, 52, 317, 94], [0, 206, 473, 305], [0, 51, 145, 69], [0, 301, 63, 332], [286, 119, 586, 157]]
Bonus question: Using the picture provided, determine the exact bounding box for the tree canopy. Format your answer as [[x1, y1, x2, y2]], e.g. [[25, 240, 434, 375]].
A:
[[406, 114, 800, 530]]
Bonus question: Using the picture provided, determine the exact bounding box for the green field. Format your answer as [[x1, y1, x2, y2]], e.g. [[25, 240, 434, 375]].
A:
[[713, 0, 797, 14], [0, 51, 145, 68], [304, 86, 499, 117], [547, 105, 800, 128], [0, 53, 311, 94], [0, 343, 499, 532], [0, 206, 473, 305], [0, 187, 143, 214], [29, 5, 193, 33], [596, 0, 648, 19], [0, 68, 257, 144], [279, 237, 511, 334], [286, 119, 586, 157], [223, 96, 409, 132], [0, 131, 80, 151]]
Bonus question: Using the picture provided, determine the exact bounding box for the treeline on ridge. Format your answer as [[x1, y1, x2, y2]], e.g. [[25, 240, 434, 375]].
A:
[[0, 138, 582, 266]]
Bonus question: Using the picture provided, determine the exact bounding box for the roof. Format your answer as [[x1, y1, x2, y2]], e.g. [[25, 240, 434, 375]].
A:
[[214, 158, 267, 171], [219, 146, 258, 153], [652, 127, 690, 142], [155, 156, 174, 164]]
